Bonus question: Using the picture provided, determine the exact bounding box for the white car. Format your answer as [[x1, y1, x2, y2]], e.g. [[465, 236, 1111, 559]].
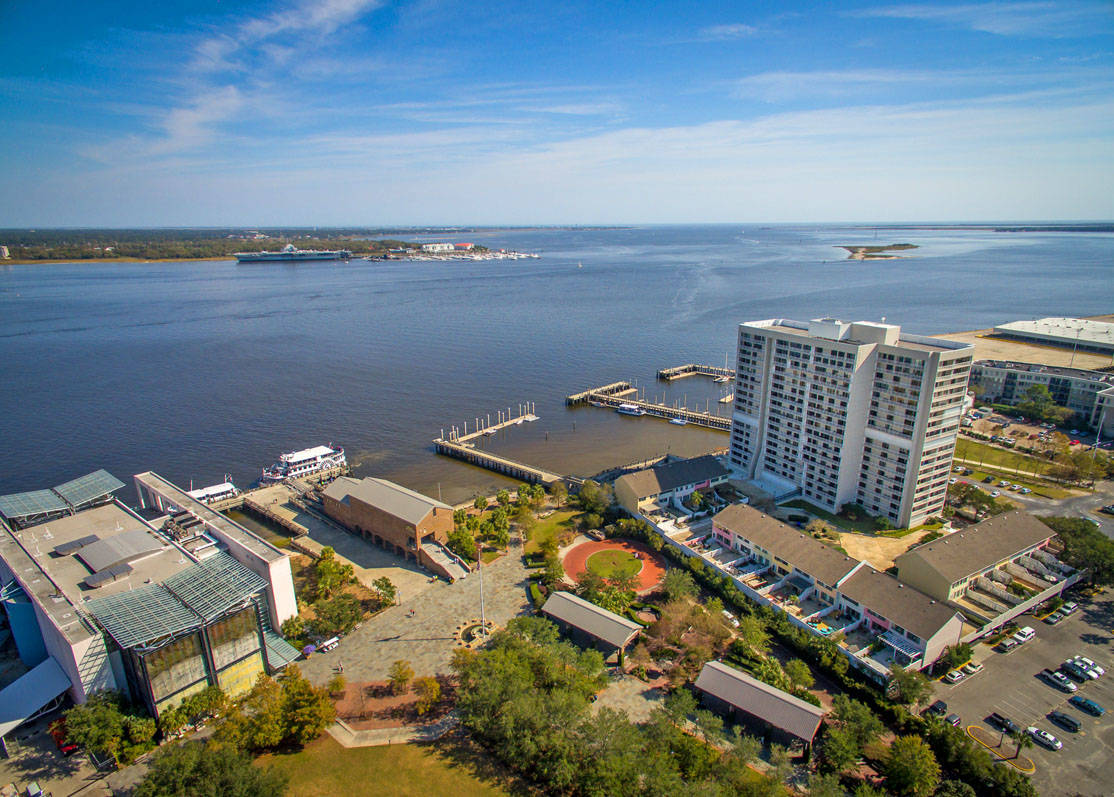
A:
[[962, 661, 984, 677], [1019, 487, 1032, 494], [990, 490, 1001, 497], [945, 669, 966, 684], [1027, 726, 1062, 750], [1075, 656, 1105, 677]]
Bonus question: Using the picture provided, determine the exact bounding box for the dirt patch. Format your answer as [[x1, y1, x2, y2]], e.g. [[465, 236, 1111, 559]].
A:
[[836, 529, 934, 571], [334, 677, 456, 730]]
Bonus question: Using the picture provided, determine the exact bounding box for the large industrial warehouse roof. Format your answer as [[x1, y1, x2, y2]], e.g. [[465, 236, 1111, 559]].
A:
[[694, 660, 826, 742], [540, 591, 641, 649]]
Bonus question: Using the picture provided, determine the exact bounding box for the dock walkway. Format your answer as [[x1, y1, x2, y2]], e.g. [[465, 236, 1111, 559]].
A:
[[657, 364, 734, 381], [565, 383, 731, 432]]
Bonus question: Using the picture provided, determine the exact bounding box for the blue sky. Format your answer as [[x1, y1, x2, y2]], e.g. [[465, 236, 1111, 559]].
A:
[[1, 0, 1112, 225]]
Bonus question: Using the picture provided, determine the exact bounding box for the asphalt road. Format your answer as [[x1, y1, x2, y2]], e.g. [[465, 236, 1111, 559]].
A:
[[932, 591, 1114, 797]]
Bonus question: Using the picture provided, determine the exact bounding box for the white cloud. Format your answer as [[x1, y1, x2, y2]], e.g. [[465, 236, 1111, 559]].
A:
[[699, 23, 759, 40], [850, 2, 1111, 37]]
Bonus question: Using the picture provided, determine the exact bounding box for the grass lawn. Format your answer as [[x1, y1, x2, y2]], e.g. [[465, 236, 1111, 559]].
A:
[[524, 507, 581, 554], [585, 549, 641, 579], [257, 734, 517, 797]]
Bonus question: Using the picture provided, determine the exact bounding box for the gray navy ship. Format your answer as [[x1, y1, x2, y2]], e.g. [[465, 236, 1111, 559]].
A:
[[234, 243, 352, 262]]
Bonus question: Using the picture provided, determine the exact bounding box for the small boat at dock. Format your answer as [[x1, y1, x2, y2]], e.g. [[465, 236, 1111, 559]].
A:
[[616, 403, 647, 417], [669, 418, 688, 426]]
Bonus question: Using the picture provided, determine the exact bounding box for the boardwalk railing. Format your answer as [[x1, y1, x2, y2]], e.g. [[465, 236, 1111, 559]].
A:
[[566, 382, 732, 432]]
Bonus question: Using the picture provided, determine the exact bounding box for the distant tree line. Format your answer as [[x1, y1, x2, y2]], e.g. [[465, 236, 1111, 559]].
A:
[[0, 228, 442, 261]]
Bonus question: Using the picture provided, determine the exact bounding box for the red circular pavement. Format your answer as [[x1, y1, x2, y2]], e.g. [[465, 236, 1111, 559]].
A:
[[562, 538, 667, 593]]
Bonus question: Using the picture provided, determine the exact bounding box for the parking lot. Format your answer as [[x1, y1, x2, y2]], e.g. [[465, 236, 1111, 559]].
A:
[[933, 591, 1114, 796]]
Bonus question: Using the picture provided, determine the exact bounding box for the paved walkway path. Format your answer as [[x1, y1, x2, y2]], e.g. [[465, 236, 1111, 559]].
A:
[[327, 714, 459, 748], [300, 551, 533, 686], [561, 538, 667, 592]]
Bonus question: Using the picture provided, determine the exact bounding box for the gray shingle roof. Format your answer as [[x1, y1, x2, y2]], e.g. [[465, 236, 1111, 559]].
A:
[[323, 477, 451, 526], [712, 504, 861, 587], [894, 510, 1055, 584], [614, 455, 729, 500], [540, 591, 641, 649], [838, 566, 962, 641], [694, 660, 826, 741]]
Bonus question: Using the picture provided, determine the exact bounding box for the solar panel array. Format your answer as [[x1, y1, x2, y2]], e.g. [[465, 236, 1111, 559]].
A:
[[0, 489, 69, 521], [0, 469, 125, 523], [163, 553, 268, 622], [85, 582, 200, 649], [53, 470, 125, 509]]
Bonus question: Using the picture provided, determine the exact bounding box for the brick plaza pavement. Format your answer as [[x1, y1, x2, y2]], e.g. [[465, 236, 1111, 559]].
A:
[[299, 551, 533, 686]]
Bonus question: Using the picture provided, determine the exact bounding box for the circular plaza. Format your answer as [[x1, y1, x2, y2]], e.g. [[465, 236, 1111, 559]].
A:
[[561, 538, 667, 593]]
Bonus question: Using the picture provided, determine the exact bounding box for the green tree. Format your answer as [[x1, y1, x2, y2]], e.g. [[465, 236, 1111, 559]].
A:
[[661, 568, 697, 602], [542, 556, 566, 588], [1039, 516, 1114, 586], [785, 658, 815, 690], [577, 480, 612, 514], [371, 576, 398, 606], [496, 489, 511, 507], [135, 742, 288, 797], [314, 547, 354, 599], [889, 663, 931, 706], [447, 524, 478, 561], [414, 676, 442, 715], [1010, 728, 1033, 760], [934, 780, 977, 797], [832, 694, 883, 748], [280, 666, 336, 746], [310, 593, 362, 635], [474, 494, 488, 511], [549, 481, 568, 507], [63, 692, 126, 763], [884, 735, 941, 797], [242, 675, 285, 750], [820, 725, 861, 773], [582, 512, 603, 530], [280, 615, 305, 642], [327, 674, 346, 696], [734, 615, 770, 655], [389, 659, 415, 694], [157, 706, 188, 739], [809, 771, 848, 797]]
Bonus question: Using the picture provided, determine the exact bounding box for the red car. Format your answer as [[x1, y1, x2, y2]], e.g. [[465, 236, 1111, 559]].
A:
[[1070, 439, 1081, 446], [49, 719, 80, 756]]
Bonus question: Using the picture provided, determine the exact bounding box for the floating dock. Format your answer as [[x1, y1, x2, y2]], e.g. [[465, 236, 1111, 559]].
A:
[[656, 364, 734, 381], [565, 384, 732, 431]]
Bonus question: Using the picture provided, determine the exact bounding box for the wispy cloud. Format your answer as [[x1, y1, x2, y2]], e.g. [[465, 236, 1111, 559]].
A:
[[698, 23, 759, 40], [849, 2, 1111, 37]]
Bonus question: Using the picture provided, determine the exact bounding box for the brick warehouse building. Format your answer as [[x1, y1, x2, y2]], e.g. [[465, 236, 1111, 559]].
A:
[[320, 477, 468, 580]]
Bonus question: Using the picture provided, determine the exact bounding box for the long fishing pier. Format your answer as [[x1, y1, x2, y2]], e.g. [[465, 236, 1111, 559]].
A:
[[434, 405, 569, 486], [657, 363, 734, 381], [565, 383, 732, 432]]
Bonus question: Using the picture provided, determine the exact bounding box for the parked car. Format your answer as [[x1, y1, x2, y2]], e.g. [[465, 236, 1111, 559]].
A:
[[1069, 696, 1105, 716], [1040, 668, 1077, 692], [1048, 710, 1081, 733], [1045, 610, 1066, 625], [997, 638, 1020, 654], [1062, 660, 1091, 682], [1075, 656, 1104, 677], [1027, 726, 1062, 751], [926, 700, 948, 718], [962, 661, 984, 677], [1013, 626, 1036, 644], [945, 669, 966, 684], [987, 713, 1021, 734], [1019, 487, 1032, 494], [945, 713, 962, 727], [998, 480, 1011, 487], [1060, 601, 1079, 615], [990, 490, 1001, 497], [983, 475, 996, 483]]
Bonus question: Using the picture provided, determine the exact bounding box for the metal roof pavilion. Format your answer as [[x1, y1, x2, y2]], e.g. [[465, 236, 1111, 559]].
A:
[[85, 582, 199, 650], [53, 470, 125, 509], [163, 554, 267, 622], [0, 489, 69, 522]]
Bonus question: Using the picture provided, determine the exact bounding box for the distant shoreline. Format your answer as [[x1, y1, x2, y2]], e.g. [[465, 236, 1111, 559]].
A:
[[1, 256, 236, 266]]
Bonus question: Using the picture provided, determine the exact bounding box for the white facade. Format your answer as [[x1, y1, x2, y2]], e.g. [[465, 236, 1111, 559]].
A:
[[421, 242, 455, 253], [729, 318, 974, 527]]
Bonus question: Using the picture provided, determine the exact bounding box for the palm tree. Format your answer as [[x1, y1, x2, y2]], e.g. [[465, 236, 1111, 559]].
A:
[[1011, 728, 1034, 760]]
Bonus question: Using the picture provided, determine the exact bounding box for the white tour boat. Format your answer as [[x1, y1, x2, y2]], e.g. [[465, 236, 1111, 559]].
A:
[[262, 444, 346, 482], [616, 403, 647, 417]]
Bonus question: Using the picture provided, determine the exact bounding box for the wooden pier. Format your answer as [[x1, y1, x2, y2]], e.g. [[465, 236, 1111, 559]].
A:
[[441, 402, 541, 443], [656, 363, 734, 381], [565, 383, 732, 432], [433, 438, 566, 485]]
